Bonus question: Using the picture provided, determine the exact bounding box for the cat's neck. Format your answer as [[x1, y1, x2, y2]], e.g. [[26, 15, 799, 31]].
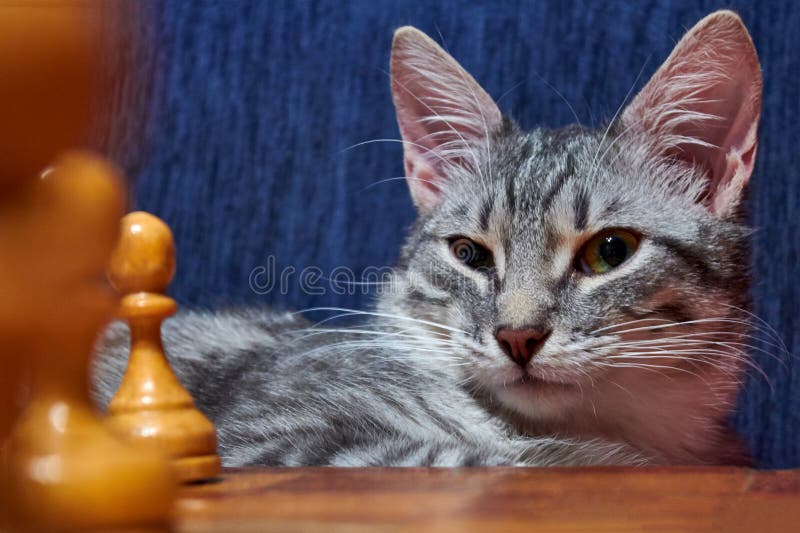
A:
[[531, 369, 746, 465]]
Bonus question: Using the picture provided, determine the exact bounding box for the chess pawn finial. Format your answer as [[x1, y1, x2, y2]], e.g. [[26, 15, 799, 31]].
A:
[[2, 153, 176, 530], [106, 211, 221, 482]]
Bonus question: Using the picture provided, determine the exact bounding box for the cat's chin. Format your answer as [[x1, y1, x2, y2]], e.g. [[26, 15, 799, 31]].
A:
[[493, 373, 582, 420]]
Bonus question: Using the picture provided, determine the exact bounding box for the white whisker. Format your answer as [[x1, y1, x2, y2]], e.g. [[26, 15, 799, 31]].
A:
[[294, 306, 469, 335]]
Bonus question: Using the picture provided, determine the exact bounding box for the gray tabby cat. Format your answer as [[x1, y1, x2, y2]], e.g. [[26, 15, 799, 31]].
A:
[[94, 10, 763, 466]]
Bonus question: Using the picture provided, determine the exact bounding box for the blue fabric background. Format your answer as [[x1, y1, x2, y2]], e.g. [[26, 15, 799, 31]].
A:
[[121, 1, 799, 467]]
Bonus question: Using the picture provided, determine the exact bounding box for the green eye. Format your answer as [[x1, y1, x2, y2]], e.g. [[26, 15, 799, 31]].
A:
[[578, 229, 640, 274], [448, 237, 495, 271]]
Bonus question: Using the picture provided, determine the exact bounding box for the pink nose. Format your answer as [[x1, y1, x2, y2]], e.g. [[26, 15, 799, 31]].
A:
[[495, 327, 551, 367]]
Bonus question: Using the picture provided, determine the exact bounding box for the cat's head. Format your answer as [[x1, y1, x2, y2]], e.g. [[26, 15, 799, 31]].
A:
[[383, 10, 761, 458]]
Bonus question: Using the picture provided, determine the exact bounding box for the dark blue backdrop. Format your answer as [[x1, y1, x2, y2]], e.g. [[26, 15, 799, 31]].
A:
[[120, 1, 799, 468]]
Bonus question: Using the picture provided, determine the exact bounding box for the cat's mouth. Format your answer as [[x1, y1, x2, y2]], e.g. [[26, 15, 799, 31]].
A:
[[509, 372, 575, 391], [492, 368, 586, 418]]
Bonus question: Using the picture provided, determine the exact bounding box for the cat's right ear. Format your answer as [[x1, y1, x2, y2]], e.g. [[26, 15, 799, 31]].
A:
[[391, 27, 502, 213]]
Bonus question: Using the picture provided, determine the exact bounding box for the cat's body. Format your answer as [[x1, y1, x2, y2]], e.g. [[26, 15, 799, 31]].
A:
[[94, 310, 643, 466], [94, 11, 763, 466]]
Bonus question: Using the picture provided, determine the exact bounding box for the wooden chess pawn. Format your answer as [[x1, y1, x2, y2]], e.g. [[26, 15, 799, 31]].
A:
[[2, 153, 176, 531], [106, 211, 221, 483]]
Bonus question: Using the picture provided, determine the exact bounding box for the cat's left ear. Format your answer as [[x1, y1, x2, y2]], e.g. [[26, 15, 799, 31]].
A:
[[391, 27, 503, 213], [621, 10, 762, 217]]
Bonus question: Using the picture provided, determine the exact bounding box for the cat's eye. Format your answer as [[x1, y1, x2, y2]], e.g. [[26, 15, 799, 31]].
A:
[[577, 229, 640, 274], [448, 237, 494, 271]]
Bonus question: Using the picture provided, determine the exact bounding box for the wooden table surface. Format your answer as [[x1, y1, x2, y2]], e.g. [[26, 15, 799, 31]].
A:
[[175, 467, 800, 532]]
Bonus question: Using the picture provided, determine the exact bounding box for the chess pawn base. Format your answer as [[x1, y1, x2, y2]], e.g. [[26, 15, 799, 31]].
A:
[[106, 408, 221, 483], [106, 337, 222, 483]]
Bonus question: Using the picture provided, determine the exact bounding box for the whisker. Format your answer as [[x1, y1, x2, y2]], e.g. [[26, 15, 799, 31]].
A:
[[595, 317, 755, 336], [339, 138, 458, 170], [600, 332, 788, 365], [586, 56, 651, 183], [720, 303, 791, 352], [590, 317, 676, 334], [607, 351, 771, 387], [293, 327, 461, 347], [294, 307, 469, 335], [593, 360, 706, 381]]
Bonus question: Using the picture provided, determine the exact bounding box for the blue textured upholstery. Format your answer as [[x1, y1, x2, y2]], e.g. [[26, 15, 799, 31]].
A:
[[126, 1, 799, 467]]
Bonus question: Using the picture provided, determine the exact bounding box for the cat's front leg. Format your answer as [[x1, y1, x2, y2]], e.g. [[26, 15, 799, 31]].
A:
[[511, 436, 650, 467], [325, 436, 647, 467], [324, 437, 522, 467]]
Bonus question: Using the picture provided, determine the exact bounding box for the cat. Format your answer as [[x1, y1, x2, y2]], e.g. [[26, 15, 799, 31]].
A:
[[93, 10, 763, 466]]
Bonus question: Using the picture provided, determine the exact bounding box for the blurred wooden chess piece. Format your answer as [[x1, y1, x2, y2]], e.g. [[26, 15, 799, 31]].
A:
[[1, 154, 177, 531], [0, 0, 97, 442], [0, 3, 93, 188], [106, 211, 222, 483], [0, 3, 177, 530]]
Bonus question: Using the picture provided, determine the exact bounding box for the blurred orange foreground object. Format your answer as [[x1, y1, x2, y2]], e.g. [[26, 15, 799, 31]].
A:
[[0, 2, 94, 186], [0, 3, 176, 531]]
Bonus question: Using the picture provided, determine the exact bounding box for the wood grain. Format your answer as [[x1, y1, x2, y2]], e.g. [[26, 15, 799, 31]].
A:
[[175, 467, 800, 532]]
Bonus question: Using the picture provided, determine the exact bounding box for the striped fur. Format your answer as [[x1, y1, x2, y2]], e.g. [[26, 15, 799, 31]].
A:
[[93, 11, 763, 466], [93, 311, 642, 466]]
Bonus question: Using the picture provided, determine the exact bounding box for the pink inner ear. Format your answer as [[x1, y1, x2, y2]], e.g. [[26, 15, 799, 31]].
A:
[[390, 27, 502, 212], [404, 157, 441, 212], [621, 11, 762, 216], [669, 71, 760, 213]]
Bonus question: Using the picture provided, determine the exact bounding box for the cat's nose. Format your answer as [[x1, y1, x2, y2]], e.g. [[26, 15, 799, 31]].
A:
[[495, 327, 551, 367]]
